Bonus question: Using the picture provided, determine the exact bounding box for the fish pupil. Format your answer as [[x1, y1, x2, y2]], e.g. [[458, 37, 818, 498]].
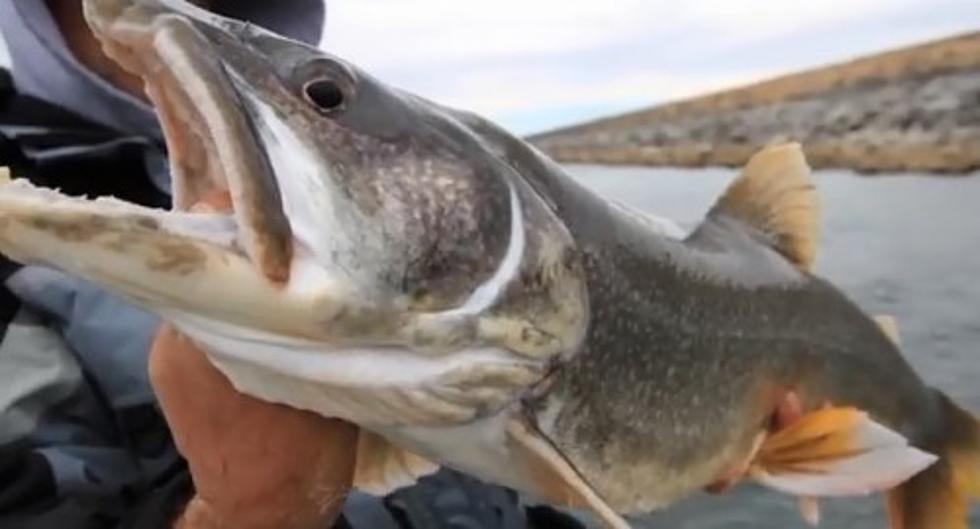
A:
[[303, 79, 345, 112]]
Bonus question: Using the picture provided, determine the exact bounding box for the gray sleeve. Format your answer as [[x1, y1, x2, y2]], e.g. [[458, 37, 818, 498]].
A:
[[1, 265, 179, 501], [0, 306, 146, 499], [6, 266, 160, 409]]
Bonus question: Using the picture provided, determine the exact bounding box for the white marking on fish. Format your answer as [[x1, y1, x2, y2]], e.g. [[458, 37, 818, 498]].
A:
[[439, 182, 525, 316], [232, 79, 338, 265]]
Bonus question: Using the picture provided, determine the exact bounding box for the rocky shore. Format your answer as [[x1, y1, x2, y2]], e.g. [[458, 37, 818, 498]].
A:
[[529, 32, 980, 174]]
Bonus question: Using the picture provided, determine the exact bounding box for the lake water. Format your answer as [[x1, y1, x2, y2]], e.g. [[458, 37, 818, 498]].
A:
[[565, 165, 980, 529]]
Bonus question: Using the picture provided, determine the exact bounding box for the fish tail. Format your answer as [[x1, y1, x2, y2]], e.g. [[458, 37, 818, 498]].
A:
[[886, 391, 980, 529]]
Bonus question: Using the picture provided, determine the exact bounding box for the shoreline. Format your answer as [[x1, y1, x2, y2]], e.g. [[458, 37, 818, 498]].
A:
[[543, 141, 980, 175], [531, 32, 980, 175]]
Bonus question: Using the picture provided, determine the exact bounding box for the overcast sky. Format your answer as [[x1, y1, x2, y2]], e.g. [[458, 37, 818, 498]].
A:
[[322, 0, 980, 134], [1, 1, 976, 134]]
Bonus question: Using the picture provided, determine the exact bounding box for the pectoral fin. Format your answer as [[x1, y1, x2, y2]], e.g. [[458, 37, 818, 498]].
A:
[[353, 430, 440, 495], [506, 419, 631, 529], [750, 407, 937, 497]]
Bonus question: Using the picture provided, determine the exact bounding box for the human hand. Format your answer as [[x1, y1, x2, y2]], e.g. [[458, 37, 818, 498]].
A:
[[148, 191, 359, 529], [150, 325, 358, 529]]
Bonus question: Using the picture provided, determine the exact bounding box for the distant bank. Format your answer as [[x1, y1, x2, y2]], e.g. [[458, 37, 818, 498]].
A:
[[529, 32, 980, 174]]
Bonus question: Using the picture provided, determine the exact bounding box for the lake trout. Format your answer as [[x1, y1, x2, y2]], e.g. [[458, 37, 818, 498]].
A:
[[0, 1, 977, 528]]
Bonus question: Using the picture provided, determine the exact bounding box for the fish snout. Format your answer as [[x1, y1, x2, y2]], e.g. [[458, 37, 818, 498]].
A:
[[83, 0, 164, 40], [82, 0, 183, 75], [83, 0, 227, 44]]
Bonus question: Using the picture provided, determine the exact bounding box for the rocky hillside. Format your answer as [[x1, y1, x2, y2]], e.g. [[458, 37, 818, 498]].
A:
[[529, 32, 980, 173]]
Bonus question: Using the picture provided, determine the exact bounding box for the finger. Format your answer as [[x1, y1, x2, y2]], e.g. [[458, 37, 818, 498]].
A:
[[148, 324, 232, 397], [190, 188, 233, 212]]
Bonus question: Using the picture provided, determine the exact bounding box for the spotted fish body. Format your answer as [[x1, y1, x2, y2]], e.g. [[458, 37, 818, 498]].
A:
[[532, 195, 938, 509], [0, 2, 977, 528], [443, 123, 942, 511]]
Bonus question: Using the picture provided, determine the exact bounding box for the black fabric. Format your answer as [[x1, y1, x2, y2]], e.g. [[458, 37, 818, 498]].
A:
[[0, 440, 190, 529], [0, 69, 23, 342], [115, 404, 176, 462], [116, 464, 193, 529], [383, 469, 529, 529], [0, 69, 169, 209], [525, 505, 588, 529], [380, 469, 587, 529], [0, 441, 57, 514], [0, 413, 192, 529], [0, 264, 20, 340], [0, 500, 108, 529], [0, 441, 106, 529]]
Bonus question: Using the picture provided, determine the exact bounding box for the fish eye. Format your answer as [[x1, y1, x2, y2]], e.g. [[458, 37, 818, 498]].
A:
[[303, 79, 345, 113]]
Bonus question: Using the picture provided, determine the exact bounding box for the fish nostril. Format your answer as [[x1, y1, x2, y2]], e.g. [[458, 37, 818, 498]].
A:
[[303, 79, 345, 113]]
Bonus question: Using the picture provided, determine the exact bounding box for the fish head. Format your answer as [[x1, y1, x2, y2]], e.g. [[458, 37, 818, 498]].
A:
[[76, 0, 588, 350], [0, 0, 589, 423], [87, 0, 565, 309]]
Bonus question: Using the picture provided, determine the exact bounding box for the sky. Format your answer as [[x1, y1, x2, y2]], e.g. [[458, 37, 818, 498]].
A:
[[321, 0, 980, 134], [2, 1, 977, 135]]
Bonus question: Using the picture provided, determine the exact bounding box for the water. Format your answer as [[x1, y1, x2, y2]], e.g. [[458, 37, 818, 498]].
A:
[[564, 165, 980, 529]]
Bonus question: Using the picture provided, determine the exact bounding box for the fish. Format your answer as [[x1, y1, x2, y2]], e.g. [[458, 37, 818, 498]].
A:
[[0, 1, 977, 528]]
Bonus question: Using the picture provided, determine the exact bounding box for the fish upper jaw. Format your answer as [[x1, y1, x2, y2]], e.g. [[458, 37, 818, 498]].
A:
[[84, 0, 294, 283], [81, 0, 409, 322]]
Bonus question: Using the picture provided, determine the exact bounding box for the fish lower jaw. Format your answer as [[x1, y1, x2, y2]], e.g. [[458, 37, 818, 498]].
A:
[[167, 311, 547, 427]]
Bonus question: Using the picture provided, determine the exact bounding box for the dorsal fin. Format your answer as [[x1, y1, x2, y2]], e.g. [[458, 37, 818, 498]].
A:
[[874, 315, 901, 344], [705, 143, 819, 270]]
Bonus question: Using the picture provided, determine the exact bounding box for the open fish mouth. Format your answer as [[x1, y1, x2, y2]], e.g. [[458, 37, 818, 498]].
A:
[[0, 0, 589, 426], [86, 0, 294, 282], [0, 0, 343, 340]]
